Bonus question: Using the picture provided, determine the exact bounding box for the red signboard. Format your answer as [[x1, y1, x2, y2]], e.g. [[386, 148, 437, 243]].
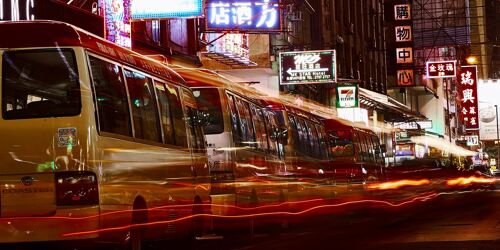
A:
[[426, 60, 456, 78], [458, 65, 479, 130]]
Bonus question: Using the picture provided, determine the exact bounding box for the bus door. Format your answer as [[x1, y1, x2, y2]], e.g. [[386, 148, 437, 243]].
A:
[[0, 48, 82, 217], [181, 88, 210, 200]]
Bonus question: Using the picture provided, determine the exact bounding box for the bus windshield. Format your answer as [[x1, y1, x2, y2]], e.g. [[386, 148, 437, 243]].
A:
[[329, 130, 354, 157], [193, 88, 224, 134], [2, 49, 80, 119]]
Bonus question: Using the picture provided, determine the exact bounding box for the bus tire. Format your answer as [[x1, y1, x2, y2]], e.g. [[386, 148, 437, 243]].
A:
[[128, 197, 148, 250]]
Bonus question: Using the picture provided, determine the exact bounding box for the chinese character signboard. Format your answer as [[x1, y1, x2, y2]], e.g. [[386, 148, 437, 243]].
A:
[[336, 84, 358, 108], [426, 60, 456, 78], [458, 65, 479, 130], [397, 69, 414, 86], [395, 26, 412, 42], [279, 50, 336, 85], [102, 0, 131, 48], [131, 0, 203, 19], [396, 47, 413, 64], [394, 4, 411, 20], [394, 120, 433, 130], [206, 0, 281, 32]]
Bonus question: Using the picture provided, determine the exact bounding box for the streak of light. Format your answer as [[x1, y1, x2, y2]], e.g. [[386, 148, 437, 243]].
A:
[[61, 193, 439, 237], [410, 136, 475, 156], [214, 146, 251, 152], [367, 179, 431, 190], [446, 176, 496, 186], [235, 163, 267, 171]]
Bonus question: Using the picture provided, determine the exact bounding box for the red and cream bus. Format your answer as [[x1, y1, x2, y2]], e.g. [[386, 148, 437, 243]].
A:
[[323, 119, 386, 186], [0, 21, 210, 248]]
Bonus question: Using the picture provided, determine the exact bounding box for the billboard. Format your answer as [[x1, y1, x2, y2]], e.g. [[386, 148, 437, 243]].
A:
[[458, 66, 479, 130], [131, 0, 203, 19], [336, 84, 358, 108], [206, 0, 281, 32], [426, 60, 456, 78], [279, 50, 336, 85], [102, 0, 131, 48], [478, 80, 500, 140]]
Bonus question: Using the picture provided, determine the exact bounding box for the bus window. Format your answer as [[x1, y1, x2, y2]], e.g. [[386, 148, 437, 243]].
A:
[[192, 88, 224, 134], [250, 104, 267, 151], [167, 85, 188, 147], [257, 109, 270, 151], [235, 97, 256, 147], [124, 69, 161, 142], [307, 122, 320, 158], [89, 56, 132, 137], [226, 94, 241, 144], [2, 49, 81, 120], [264, 110, 278, 154], [187, 107, 206, 151], [154, 81, 174, 145], [330, 130, 354, 157], [288, 115, 300, 154], [316, 124, 329, 159]]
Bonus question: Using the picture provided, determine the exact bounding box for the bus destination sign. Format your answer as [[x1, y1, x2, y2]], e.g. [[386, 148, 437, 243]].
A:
[[279, 50, 336, 85]]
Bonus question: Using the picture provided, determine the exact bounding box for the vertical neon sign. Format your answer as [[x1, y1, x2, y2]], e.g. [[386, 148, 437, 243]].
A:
[[102, 0, 131, 49]]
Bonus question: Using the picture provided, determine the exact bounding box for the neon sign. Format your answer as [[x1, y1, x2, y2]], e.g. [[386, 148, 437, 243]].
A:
[[206, 0, 281, 32], [102, 0, 131, 49], [426, 60, 456, 79], [279, 50, 336, 85], [0, 0, 35, 21], [131, 0, 203, 19], [458, 66, 479, 130]]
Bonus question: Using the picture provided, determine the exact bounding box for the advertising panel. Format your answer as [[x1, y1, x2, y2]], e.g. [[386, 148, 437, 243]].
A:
[[131, 0, 203, 19], [279, 50, 336, 85], [102, 0, 131, 48], [458, 66, 479, 130], [426, 60, 456, 78], [206, 0, 281, 32], [336, 84, 358, 108], [478, 80, 500, 140]]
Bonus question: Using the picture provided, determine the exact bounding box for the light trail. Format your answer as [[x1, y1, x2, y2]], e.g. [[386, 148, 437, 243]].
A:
[[61, 193, 439, 237], [446, 176, 496, 186], [367, 179, 431, 190]]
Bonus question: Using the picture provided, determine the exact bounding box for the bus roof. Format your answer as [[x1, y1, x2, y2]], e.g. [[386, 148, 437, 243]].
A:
[[0, 20, 185, 85]]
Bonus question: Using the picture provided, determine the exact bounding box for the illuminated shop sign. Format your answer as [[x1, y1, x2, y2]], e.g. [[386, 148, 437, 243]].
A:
[[464, 135, 479, 146], [426, 60, 456, 78], [395, 26, 412, 42], [102, 0, 132, 48], [397, 69, 414, 86], [206, 0, 281, 32], [394, 4, 411, 21], [393, 121, 433, 130], [131, 0, 203, 19], [279, 50, 336, 85], [395, 143, 414, 157], [396, 47, 413, 64], [458, 65, 479, 130], [203, 33, 255, 66], [0, 0, 35, 20], [336, 84, 358, 108]]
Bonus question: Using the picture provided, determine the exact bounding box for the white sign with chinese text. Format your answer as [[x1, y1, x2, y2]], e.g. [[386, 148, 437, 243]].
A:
[[394, 4, 411, 21], [395, 26, 412, 42], [396, 47, 413, 64]]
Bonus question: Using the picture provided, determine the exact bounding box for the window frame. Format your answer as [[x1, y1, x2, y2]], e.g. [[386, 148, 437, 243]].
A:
[[2, 48, 82, 120], [86, 52, 188, 149]]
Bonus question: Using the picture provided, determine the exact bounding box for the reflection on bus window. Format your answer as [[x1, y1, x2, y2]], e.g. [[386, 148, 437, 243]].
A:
[[89, 56, 132, 136], [124, 69, 161, 142], [329, 130, 354, 157], [192, 88, 224, 134], [2, 49, 81, 120]]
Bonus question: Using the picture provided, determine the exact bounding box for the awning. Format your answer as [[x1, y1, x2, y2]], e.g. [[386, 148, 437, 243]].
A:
[[359, 88, 427, 122]]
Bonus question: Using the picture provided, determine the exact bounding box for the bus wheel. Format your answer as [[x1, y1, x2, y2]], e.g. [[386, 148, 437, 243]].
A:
[[128, 197, 147, 250]]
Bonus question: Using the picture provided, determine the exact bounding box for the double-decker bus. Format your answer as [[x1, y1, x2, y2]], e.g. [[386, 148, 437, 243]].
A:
[[0, 21, 210, 248]]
